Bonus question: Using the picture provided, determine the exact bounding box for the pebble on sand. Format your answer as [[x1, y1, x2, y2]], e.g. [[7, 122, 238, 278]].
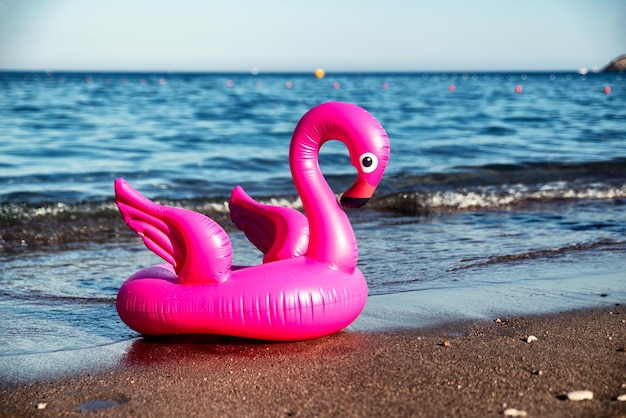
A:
[[616, 394, 626, 401], [566, 390, 593, 401], [36, 403, 47, 410], [526, 335, 538, 343], [503, 407, 527, 417]]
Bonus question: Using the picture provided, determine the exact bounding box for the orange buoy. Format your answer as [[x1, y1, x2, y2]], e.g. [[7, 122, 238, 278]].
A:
[[314, 68, 325, 79]]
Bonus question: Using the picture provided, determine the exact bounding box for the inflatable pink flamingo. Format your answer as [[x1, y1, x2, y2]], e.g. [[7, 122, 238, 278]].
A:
[[114, 102, 390, 340]]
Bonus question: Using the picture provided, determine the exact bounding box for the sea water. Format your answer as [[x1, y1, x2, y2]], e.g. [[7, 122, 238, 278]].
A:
[[1, 71, 625, 366]]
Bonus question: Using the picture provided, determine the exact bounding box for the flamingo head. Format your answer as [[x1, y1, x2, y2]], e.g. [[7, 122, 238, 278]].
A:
[[340, 118, 390, 209], [290, 102, 390, 209]]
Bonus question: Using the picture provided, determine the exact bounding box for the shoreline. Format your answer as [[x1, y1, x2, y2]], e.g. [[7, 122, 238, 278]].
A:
[[2, 306, 625, 417]]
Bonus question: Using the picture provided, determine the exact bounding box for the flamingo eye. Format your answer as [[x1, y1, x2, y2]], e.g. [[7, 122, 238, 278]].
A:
[[359, 152, 378, 173]]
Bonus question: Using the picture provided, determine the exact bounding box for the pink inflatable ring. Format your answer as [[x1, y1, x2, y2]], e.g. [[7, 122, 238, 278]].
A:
[[115, 102, 390, 341]]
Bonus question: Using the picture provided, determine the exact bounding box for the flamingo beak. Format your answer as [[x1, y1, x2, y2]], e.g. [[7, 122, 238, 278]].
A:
[[340, 179, 376, 208]]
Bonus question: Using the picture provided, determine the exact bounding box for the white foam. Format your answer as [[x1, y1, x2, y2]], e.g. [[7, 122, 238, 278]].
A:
[[417, 183, 626, 210]]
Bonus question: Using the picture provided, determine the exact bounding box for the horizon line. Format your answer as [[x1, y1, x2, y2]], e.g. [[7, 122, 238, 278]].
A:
[[0, 67, 607, 75]]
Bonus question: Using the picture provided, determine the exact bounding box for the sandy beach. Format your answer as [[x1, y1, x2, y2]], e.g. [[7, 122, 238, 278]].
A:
[[2, 69, 625, 417], [1, 306, 625, 417]]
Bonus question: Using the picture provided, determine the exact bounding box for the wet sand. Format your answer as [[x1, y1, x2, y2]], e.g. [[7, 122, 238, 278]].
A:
[[1, 306, 625, 417]]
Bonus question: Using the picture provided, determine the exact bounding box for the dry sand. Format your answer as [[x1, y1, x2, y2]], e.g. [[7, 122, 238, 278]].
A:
[[1, 306, 625, 417]]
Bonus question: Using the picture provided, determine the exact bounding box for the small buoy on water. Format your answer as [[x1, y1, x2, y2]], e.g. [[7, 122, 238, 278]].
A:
[[515, 85, 523, 94], [333, 81, 340, 90], [604, 86, 611, 94], [448, 84, 456, 92], [382, 82, 389, 90], [226, 80, 234, 88], [285, 81, 293, 89], [314, 68, 325, 79]]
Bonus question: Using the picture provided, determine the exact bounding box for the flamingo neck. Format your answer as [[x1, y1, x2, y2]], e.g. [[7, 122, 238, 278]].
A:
[[290, 138, 358, 273]]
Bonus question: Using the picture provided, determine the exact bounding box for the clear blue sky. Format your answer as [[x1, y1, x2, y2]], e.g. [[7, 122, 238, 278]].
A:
[[0, 0, 624, 72]]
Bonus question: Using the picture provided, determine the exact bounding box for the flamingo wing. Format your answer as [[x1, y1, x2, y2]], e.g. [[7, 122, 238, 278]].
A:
[[229, 186, 309, 263], [114, 178, 231, 284]]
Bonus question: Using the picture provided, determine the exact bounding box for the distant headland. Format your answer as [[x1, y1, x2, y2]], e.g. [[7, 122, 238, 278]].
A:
[[603, 54, 626, 72]]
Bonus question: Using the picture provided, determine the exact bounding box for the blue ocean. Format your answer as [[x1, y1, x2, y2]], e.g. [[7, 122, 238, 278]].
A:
[[1, 71, 625, 376]]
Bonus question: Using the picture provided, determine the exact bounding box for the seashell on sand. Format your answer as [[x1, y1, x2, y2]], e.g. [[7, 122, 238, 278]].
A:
[[503, 407, 527, 417], [616, 394, 626, 401], [566, 390, 593, 401], [526, 335, 538, 343]]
